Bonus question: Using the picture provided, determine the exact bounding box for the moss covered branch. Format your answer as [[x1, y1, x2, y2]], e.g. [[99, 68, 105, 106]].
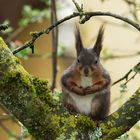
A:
[[0, 37, 140, 140]]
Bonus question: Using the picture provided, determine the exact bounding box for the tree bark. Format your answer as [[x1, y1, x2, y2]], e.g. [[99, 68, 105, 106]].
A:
[[0, 37, 140, 140]]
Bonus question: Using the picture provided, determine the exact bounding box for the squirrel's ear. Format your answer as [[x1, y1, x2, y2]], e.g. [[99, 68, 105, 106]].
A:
[[75, 27, 83, 56], [93, 25, 104, 57]]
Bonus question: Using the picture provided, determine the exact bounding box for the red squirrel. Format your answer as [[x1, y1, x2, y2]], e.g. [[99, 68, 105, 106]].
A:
[[61, 26, 111, 120]]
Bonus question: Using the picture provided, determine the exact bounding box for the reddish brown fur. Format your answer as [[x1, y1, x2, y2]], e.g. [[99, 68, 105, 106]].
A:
[[61, 25, 111, 120]]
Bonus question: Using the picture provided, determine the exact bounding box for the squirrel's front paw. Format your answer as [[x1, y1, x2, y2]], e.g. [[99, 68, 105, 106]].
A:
[[65, 104, 76, 112], [71, 86, 85, 95], [84, 87, 91, 94], [84, 86, 95, 94]]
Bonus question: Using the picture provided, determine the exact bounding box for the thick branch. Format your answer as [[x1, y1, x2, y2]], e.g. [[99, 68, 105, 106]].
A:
[[100, 88, 140, 139], [0, 38, 140, 140]]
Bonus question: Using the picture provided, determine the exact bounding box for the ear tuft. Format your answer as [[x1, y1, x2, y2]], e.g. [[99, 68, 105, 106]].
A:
[[75, 26, 84, 56], [93, 25, 104, 57]]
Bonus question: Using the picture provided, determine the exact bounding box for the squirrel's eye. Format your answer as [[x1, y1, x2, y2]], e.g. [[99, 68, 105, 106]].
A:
[[77, 59, 80, 63], [95, 60, 98, 64]]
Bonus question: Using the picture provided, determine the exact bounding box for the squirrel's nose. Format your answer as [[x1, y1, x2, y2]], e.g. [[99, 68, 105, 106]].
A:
[[84, 67, 89, 76]]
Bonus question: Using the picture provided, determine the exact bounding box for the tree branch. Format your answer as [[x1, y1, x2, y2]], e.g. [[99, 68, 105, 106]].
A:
[[12, 8, 140, 54], [1, 37, 140, 140], [112, 62, 140, 85]]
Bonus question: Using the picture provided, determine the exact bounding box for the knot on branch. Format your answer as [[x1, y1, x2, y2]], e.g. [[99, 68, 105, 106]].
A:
[[72, 0, 91, 24], [30, 31, 43, 40], [79, 14, 91, 24], [45, 28, 51, 34]]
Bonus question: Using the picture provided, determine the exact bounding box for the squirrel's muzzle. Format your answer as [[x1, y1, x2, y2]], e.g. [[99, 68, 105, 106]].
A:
[[84, 66, 89, 77]]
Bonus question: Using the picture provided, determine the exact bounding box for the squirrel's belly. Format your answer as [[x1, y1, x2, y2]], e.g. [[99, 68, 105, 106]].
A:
[[70, 93, 96, 115]]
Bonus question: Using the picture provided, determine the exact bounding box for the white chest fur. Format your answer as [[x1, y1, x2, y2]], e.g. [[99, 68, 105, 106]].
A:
[[68, 76, 96, 115], [80, 76, 93, 88], [70, 92, 96, 115], [68, 76, 95, 115]]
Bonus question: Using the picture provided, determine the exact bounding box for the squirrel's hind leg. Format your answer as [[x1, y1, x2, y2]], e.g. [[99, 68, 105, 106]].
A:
[[90, 93, 110, 120], [62, 89, 78, 114]]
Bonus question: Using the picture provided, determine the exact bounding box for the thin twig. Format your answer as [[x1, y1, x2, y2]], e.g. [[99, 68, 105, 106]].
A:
[[12, 9, 140, 54], [112, 62, 140, 85], [12, 12, 78, 54], [124, 72, 138, 85], [102, 51, 140, 61], [51, 0, 58, 91], [84, 11, 140, 31], [112, 70, 132, 86], [72, 0, 83, 12]]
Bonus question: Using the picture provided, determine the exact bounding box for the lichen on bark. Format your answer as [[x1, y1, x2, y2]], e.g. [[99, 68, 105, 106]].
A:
[[0, 37, 140, 140], [0, 37, 97, 140]]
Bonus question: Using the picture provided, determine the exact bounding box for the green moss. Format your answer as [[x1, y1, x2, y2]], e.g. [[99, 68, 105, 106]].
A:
[[112, 113, 119, 119], [69, 131, 78, 140], [0, 37, 104, 139], [51, 114, 98, 140], [107, 120, 115, 127], [129, 106, 134, 111], [138, 88, 140, 93], [100, 123, 110, 135], [126, 117, 132, 120], [14, 56, 21, 64], [101, 126, 125, 140], [100, 123, 106, 129], [77, 115, 96, 129], [108, 127, 118, 135], [0, 37, 59, 139], [2, 36, 138, 140], [122, 112, 126, 115], [51, 114, 61, 127], [0, 37, 7, 48], [32, 76, 53, 105], [56, 133, 66, 140], [67, 115, 77, 128]]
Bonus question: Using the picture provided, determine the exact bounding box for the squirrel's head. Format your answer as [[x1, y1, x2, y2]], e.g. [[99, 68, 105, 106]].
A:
[[75, 26, 104, 77]]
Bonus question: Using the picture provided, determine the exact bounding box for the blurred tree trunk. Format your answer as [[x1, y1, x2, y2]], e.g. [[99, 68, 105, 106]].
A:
[[0, 37, 140, 140], [51, 0, 58, 90]]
